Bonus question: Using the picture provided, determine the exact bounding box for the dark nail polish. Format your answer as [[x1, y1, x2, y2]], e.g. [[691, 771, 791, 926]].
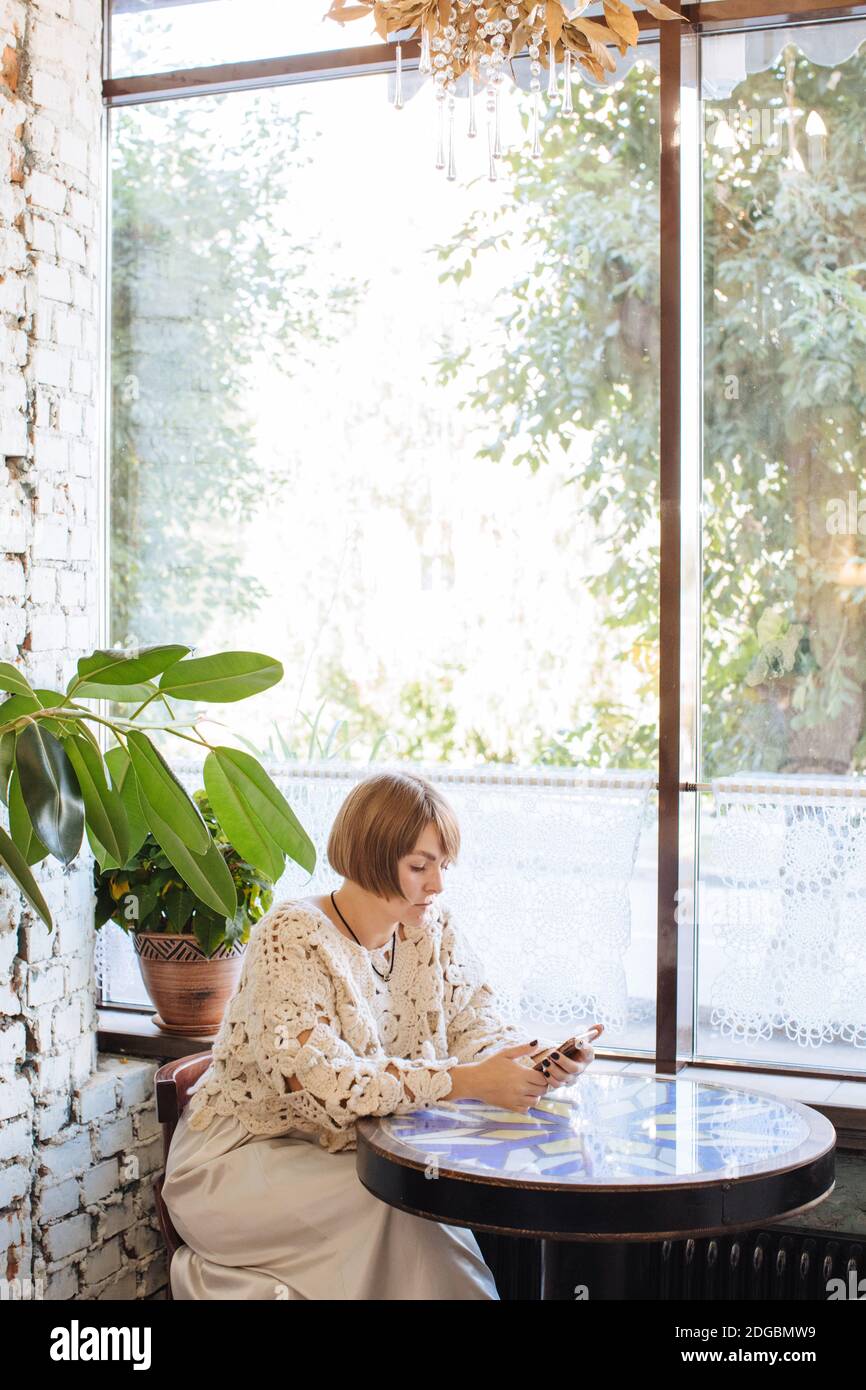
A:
[[551, 1052, 560, 1060]]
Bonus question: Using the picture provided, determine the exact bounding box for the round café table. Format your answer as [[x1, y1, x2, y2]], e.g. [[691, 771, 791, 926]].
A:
[[355, 1069, 836, 1300]]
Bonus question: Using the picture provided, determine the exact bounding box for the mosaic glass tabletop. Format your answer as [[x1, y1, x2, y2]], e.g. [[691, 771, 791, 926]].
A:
[[371, 1070, 835, 1186]]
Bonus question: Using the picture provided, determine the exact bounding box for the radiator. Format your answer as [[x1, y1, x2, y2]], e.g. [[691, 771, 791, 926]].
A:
[[474, 1227, 866, 1301], [643, 1227, 865, 1301]]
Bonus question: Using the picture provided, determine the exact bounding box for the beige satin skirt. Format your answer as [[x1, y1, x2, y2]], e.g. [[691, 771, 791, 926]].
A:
[[161, 1108, 500, 1300]]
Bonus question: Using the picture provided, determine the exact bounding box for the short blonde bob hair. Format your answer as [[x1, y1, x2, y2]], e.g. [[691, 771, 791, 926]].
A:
[[327, 771, 460, 901]]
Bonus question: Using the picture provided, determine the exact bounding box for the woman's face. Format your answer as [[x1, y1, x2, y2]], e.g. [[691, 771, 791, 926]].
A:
[[390, 821, 452, 924]]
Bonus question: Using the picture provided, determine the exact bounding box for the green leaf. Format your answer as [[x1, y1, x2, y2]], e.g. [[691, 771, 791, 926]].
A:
[[86, 824, 120, 874], [104, 746, 149, 858], [0, 823, 52, 928], [94, 873, 118, 929], [164, 887, 197, 932], [756, 608, 787, 647], [0, 731, 15, 806], [222, 907, 248, 947], [8, 767, 50, 865], [203, 749, 285, 883], [0, 692, 42, 729], [0, 663, 34, 698], [206, 746, 316, 874], [63, 734, 130, 867], [0, 664, 34, 700], [0, 690, 80, 740], [30, 690, 83, 739], [72, 679, 159, 704], [15, 723, 84, 865], [125, 730, 209, 854], [73, 645, 191, 689], [134, 879, 165, 931], [158, 651, 283, 704], [138, 782, 238, 918], [191, 908, 229, 957]]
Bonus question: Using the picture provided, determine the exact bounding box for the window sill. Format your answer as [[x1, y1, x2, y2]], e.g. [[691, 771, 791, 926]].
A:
[[96, 1012, 866, 1147], [97, 1007, 215, 1060]]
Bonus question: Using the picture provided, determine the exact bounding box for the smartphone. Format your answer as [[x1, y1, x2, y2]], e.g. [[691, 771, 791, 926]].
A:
[[531, 1023, 604, 1072]]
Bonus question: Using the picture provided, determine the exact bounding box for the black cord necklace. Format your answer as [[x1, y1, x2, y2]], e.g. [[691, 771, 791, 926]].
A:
[[330, 890, 399, 982]]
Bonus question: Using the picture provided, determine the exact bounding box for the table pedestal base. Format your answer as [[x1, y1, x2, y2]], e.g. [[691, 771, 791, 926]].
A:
[[539, 1238, 631, 1300], [475, 1230, 634, 1300]]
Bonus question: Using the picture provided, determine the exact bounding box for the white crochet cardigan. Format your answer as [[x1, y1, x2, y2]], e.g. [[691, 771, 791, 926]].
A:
[[184, 898, 526, 1153]]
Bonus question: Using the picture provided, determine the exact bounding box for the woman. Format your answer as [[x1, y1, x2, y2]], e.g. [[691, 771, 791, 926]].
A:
[[162, 770, 597, 1300]]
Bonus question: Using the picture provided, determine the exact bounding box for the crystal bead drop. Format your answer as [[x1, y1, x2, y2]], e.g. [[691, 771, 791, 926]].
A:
[[419, 26, 432, 75], [394, 42, 403, 110], [547, 40, 557, 98], [562, 48, 574, 116]]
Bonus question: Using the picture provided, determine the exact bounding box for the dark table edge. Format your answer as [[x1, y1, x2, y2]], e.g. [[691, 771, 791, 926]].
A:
[[356, 1114, 836, 1242], [355, 1169, 837, 1244]]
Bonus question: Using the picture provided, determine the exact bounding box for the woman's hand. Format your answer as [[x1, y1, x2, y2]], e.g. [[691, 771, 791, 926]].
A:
[[455, 1041, 554, 1113], [531, 1037, 596, 1091]]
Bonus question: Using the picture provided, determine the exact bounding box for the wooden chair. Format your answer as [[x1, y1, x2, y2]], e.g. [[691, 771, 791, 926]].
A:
[[152, 1051, 213, 1300]]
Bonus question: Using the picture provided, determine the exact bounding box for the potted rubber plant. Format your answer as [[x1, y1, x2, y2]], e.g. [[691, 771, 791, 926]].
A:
[[0, 647, 316, 1026], [94, 789, 276, 1036]]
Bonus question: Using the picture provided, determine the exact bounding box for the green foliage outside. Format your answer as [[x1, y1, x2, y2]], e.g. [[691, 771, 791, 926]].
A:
[[110, 92, 358, 647], [435, 46, 866, 777], [109, 43, 866, 778]]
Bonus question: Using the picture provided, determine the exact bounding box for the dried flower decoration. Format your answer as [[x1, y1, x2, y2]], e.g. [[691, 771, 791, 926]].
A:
[[324, 1, 683, 179]]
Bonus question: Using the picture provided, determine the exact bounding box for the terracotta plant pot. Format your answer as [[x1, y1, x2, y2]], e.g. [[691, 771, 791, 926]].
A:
[[133, 932, 246, 1038]]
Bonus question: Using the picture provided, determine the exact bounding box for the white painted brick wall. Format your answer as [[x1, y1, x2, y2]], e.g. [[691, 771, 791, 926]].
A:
[[0, 0, 169, 1303]]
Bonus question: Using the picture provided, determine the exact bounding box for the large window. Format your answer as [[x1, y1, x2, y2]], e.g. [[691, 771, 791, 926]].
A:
[[110, 67, 661, 770], [105, 27, 661, 1049], [103, 2, 866, 1079], [696, 19, 866, 1071]]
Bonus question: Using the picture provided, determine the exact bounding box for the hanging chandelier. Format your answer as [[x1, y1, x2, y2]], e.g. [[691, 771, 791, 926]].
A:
[[325, 1, 682, 179]]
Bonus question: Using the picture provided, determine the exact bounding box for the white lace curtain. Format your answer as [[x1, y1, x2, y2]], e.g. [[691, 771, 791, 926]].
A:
[[96, 760, 653, 1034], [94, 761, 866, 1054], [708, 776, 866, 1050]]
